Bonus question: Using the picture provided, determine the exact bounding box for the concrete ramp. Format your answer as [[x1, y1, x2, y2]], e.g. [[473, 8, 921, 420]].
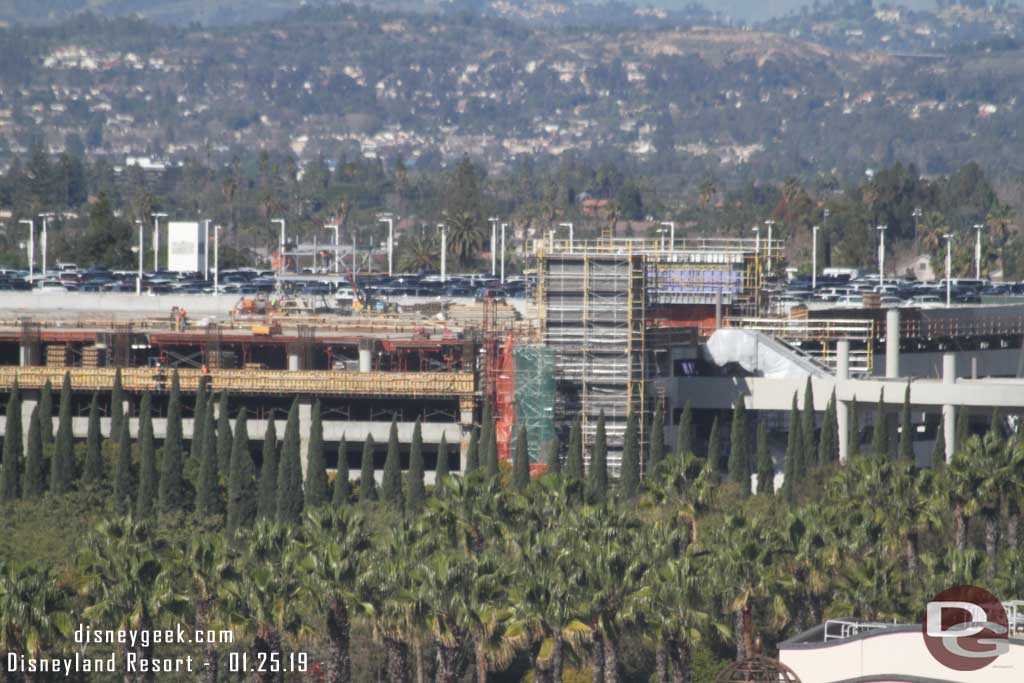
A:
[[705, 328, 831, 379]]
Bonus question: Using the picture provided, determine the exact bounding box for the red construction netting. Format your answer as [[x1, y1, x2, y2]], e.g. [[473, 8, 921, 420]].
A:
[[494, 335, 515, 463]]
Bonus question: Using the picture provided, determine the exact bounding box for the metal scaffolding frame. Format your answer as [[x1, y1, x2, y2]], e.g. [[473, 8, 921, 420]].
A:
[[539, 245, 646, 475]]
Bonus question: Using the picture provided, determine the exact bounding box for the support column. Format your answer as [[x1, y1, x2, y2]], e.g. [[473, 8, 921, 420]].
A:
[[942, 353, 956, 463], [885, 309, 900, 378], [298, 398, 312, 480], [287, 349, 302, 371], [714, 289, 722, 330], [458, 397, 474, 474], [358, 340, 372, 373], [20, 394, 38, 451], [836, 340, 850, 462]]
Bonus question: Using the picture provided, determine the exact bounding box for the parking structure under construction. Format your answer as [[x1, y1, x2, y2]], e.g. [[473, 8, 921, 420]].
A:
[[3, 233, 1024, 485]]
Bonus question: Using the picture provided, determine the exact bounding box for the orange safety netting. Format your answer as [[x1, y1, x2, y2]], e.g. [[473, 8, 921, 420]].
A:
[[493, 336, 515, 463]]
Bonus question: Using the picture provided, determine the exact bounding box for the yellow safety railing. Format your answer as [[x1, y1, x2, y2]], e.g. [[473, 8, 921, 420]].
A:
[[0, 367, 475, 398]]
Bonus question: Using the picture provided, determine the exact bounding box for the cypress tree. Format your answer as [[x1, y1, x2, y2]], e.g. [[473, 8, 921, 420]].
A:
[[359, 433, 377, 502], [305, 400, 330, 509], [755, 421, 773, 495], [818, 391, 839, 465], [899, 383, 914, 463], [38, 378, 53, 446], [871, 389, 888, 460], [23, 404, 44, 498], [955, 407, 970, 452], [159, 370, 186, 513], [110, 368, 124, 437], [216, 392, 232, 480], [512, 423, 530, 492], [464, 425, 479, 476], [50, 371, 73, 494], [586, 411, 608, 505], [256, 418, 278, 519], [435, 433, 449, 484], [932, 417, 947, 469], [728, 401, 749, 496], [333, 436, 351, 507], [83, 391, 103, 485], [545, 437, 560, 477], [136, 393, 156, 517], [188, 377, 209, 480], [381, 417, 403, 508], [620, 409, 640, 500], [111, 415, 132, 513], [483, 405, 500, 478], [277, 399, 303, 524], [676, 400, 693, 458], [195, 403, 220, 517], [406, 419, 425, 516], [648, 401, 665, 478], [2, 384, 22, 500], [783, 393, 800, 499], [800, 378, 816, 475], [705, 416, 721, 484], [226, 408, 256, 532], [565, 417, 583, 486], [990, 407, 1003, 440], [848, 396, 860, 457]]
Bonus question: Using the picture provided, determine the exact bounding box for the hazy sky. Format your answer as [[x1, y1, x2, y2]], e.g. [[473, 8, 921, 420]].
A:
[[652, 0, 938, 22]]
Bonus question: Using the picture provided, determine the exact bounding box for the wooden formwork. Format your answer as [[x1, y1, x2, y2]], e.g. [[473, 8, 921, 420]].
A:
[[0, 366, 475, 400]]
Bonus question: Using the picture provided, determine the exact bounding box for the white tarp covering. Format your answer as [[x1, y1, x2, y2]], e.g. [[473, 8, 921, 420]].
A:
[[704, 328, 829, 379]]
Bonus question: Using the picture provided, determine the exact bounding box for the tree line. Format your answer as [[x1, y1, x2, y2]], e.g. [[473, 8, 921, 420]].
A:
[[1, 373, 1023, 681]]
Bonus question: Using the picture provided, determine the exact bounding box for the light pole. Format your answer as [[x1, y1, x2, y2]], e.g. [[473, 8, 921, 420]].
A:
[[271, 218, 286, 275], [660, 221, 675, 252], [324, 224, 340, 275], [912, 207, 922, 250], [500, 222, 507, 285], [203, 219, 211, 280], [752, 226, 761, 311], [764, 219, 775, 272], [559, 222, 574, 252], [812, 225, 819, 289], [39, 212, 54, 276], [489, 217, 499, 274], [944, 234, 953, 308], [876, 225, 887, 282], [151, 212, 167, 272], [378, 215, 395, 277], [437, 224, 447, 284], [822, 208, 830, 267], [214, 224, 221, 296], [18, 219, 33, 278], [973, 223, 984, 279], [134, 220, 144, 295]]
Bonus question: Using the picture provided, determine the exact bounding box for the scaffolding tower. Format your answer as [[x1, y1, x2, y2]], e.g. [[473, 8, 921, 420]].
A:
[[539, 244, 646, 475]]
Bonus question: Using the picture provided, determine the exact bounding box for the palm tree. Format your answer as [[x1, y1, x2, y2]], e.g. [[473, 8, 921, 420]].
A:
[[644, 550, 727, 683], [917, 210, 948, 256], [182, 535, 240, 683], [712, 512, 793, 661], [231, 520, 309, 683], [363, 523, 429, 683], [507, 495, 590, 683], [301, 508, 372, 683], [945, 439, 985, 552], [0, 562, 73, 682], [573, 505, 649, 683], [398, 234, 438, 273], [79, 518, 189, 683]]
